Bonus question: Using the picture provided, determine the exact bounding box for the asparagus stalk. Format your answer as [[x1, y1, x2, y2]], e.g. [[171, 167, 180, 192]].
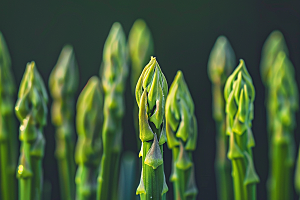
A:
[[97, 22, 128, 200], [165, 70, 198, 200], [267, 52, 298, 200], [15, 61, 48, 200], [49, 45, 78, 200], [135, 56, 169, 200], [75, 76, 103, 200], [0, 31, 17, 200], [128, 19, 154, 149], [207, 36, 235, 200], [224, 59, 259, 200]]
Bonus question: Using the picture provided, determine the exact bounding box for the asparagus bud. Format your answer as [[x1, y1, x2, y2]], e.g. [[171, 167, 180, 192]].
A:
[[260, 30, 289, 86], [75, 76, 103, 200], [224, 59, 259, 200], [128, 19, 154, 150], [165, 70, 198, 200], [207, 36, 235, 200], [136, 56, 168, 200], [97, 22, 128, 200], [15, 61, 48, 200], [0, 31, 17, 200], [268, 52, 298, 200], [49, 45, 78, 200]]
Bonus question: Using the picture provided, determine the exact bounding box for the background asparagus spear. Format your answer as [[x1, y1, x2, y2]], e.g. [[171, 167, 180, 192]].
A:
[[165, 70, 198, 200], [97, 22, 128, 200], [267, 52, 298, 200], [0, 31, 17, 200], [15, 61, 48, 200], [224, 59, 259, 200], [128, 19, 154, 149], [135, 56, 168, 200], [260, 30, 289, 138], [207, 35, 235, 200], [49, 45, 78, 200], [75, 76, 103, 200]]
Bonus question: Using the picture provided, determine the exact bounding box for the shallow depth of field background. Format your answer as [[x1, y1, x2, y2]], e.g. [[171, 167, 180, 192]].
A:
[[0, 1, 300, 200]]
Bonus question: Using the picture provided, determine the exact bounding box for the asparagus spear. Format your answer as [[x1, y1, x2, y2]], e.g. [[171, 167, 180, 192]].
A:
[[207, 36, 235, 200], [128, 19, 154, 149], [75, 76, 103, 200], [135, 56, 168, 200], [15, 61, 48, 200], [224, 59, 259, 200], [260, 30, 289, 136], [97, 22, 128, 200], [165, 70, 198, 200], [267, 52, 298, 200], [49, 45, 78, 200], [0, 31, 17, 200]]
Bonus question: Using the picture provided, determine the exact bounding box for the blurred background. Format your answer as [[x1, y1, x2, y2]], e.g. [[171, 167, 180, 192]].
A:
[[0, 1, 299, 199]]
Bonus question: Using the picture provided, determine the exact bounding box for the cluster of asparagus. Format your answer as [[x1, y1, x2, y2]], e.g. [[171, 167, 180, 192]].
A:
[[209, 30, 300, 200]]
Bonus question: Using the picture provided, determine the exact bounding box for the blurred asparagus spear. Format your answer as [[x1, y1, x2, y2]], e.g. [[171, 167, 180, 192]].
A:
[[49, 45, 78, 200], [75, 76, 103, 200], [260, 30, 289, 136], [0, 31, 17, 200], [165, 70, 198, 200], [135, 56, 168, 200], [97, 22, 128, 200], [118, 151, 137, 200], [267, 52, 298, 200], [15, 61, 48, 200], [128, 19, 154, 149], [207, 36, 235, 200], [224, 59, 259, 200]]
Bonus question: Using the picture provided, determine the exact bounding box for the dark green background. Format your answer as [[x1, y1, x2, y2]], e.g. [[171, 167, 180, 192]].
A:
[[1, 1, 300, 199]]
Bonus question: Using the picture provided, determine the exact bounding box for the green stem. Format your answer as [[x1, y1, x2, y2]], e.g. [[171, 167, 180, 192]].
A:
[[0, 143, 12, 200]]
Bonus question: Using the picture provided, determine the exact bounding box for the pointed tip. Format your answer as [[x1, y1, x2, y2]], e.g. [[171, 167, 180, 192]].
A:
[[144, 134, 163, 169]]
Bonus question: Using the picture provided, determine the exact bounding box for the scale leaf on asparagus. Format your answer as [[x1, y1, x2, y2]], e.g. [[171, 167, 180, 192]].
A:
[[224, 59, 259, 200], [207, 36, 235, 200], [15, 61, 48, 200], [165, 70, 198, 200], [97, 22, 128, 200], [75, 76, 103, 200], [136, 56, 168, 200], [0, 31, 17, 200], [49, 44, 79, 200]]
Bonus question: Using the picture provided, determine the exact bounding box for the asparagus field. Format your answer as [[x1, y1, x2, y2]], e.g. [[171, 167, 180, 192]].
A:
[[0, 18, 300, 200]]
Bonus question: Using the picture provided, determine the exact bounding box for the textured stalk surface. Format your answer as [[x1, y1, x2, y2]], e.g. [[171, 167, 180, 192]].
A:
[[0, 31, 17, 200], [267, 52, 298, 200], [75, 76, 103, 200], [224, 59, 259, 200], [135, 57, 168, 200], [128, 19, 154, 150], [49, 44, 78, 200], [165, 71, 198, 200], [15, 62, 48, 200], [207, 35, 235, 200], [97, 22, 128, 200]]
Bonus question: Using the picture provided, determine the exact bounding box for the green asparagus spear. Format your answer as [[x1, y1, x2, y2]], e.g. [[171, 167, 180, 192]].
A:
[[97, 22, 128, 200], [224, 59, 259, 200], [135, 56, 168, 200], [15, 61, 48, 200], [267, 52, 298, 200], [128, 19, 154, 149], [207, 36, 235, 200], [165, 70, 198, 200], [75, 76, 103, 200], [260, 30, 289, 136], [0, 31, 17, 200], [49, 45, 78, 200]]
